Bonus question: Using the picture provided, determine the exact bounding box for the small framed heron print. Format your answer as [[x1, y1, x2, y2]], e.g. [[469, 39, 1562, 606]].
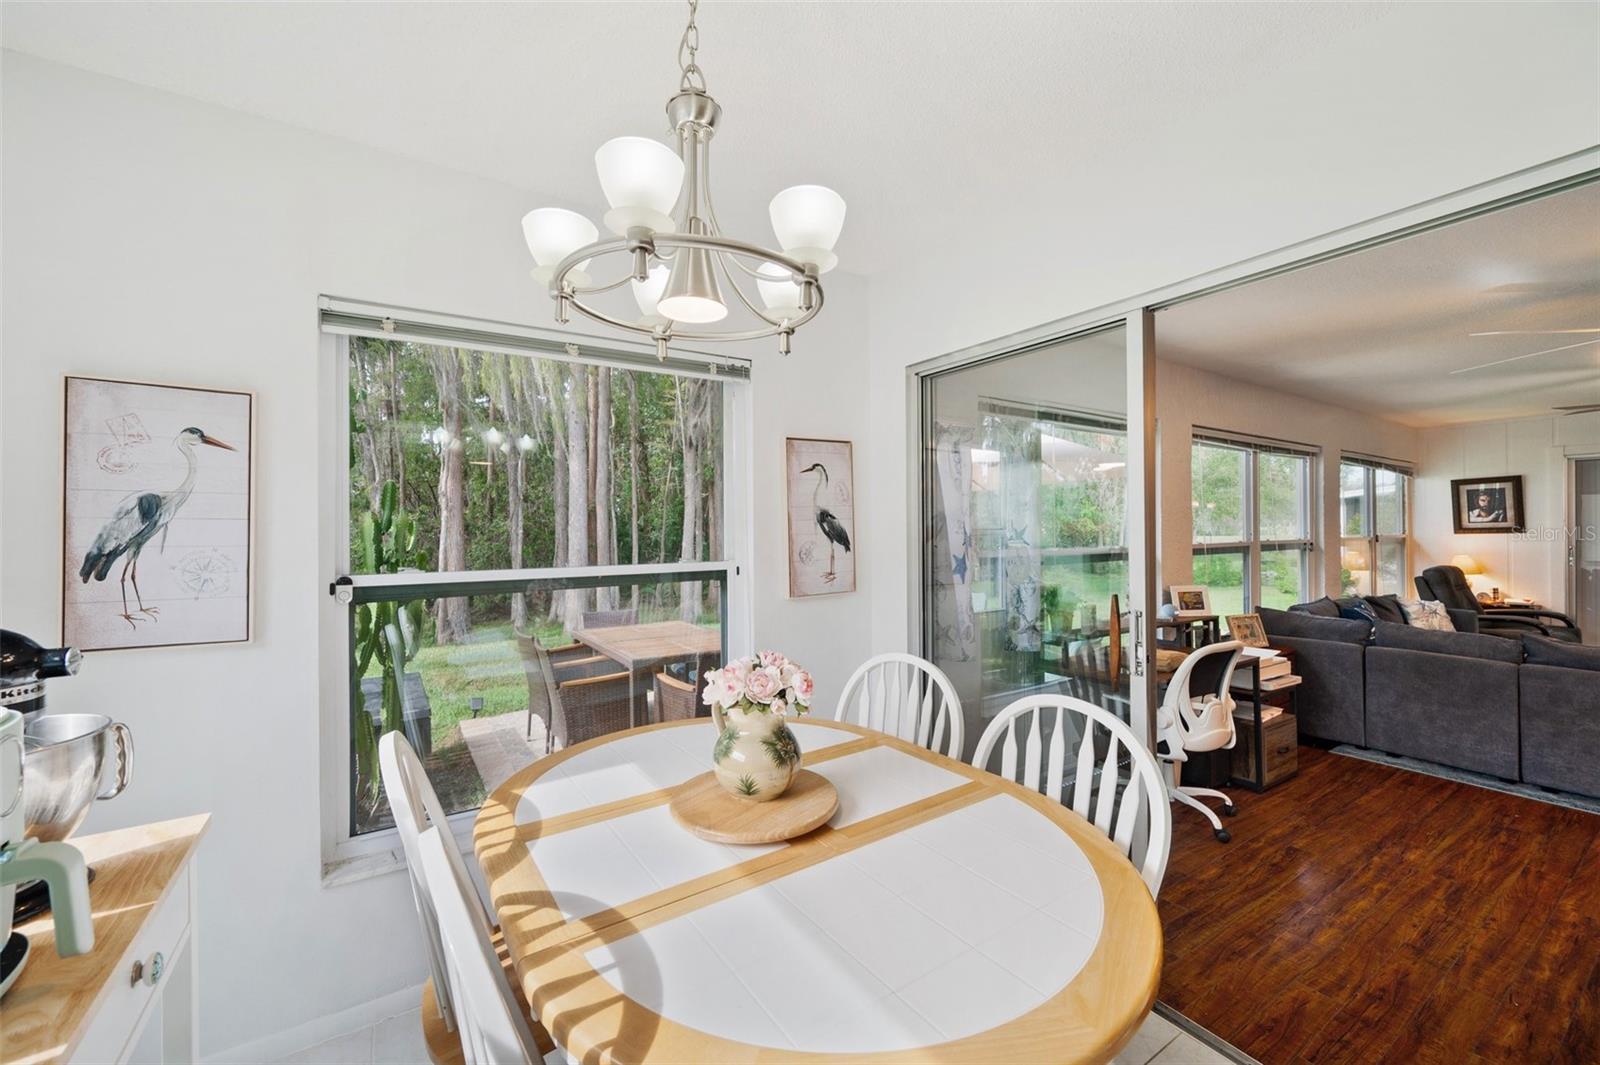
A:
[[61, 376, 254, 651], [785, 436, 855, 597]]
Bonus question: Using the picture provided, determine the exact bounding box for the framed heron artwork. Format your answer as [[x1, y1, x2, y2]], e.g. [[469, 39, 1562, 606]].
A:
[[785, 436, 855, 597], [61, 376, 254, 651]]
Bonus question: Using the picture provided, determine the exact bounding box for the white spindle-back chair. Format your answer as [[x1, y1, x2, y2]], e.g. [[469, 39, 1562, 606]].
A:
[[972, 695, 1171, 898], [834, 653, 965, 758], [380, 731, 494, 1033], [417, 827, 550, 1065]]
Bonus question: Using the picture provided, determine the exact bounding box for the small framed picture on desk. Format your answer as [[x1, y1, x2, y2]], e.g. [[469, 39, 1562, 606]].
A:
[[1227, 613, 1269, 647], [1168, 585, 1210, 617]]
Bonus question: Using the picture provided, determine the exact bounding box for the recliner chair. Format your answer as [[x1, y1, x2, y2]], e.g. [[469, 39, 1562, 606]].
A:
[[1415, 565, 1582, 643]]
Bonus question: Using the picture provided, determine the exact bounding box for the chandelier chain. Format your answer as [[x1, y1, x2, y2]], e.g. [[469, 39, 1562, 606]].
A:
[[677, 0, 707, 92]]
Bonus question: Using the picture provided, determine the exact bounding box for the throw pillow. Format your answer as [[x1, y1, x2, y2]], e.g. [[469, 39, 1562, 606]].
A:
[[1338, 599, 1379, 627], [1364, 594, 1408, 625], [1399, 598, 1455, 632], [1290, 597, 1341, 618]]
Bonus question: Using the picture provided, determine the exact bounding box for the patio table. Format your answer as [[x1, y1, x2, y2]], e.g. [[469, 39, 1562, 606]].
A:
[[570, 620, 722, 727]]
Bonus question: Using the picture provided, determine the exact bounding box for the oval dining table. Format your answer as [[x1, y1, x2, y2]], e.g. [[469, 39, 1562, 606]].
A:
[[474, 716, 1162, 1064]]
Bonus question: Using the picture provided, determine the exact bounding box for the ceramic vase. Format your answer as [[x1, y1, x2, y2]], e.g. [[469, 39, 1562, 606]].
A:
[[709, 702, 801, 801]]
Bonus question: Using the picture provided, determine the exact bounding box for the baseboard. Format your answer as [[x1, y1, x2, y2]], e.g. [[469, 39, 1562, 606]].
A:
[[204, 983, 423, 1064]]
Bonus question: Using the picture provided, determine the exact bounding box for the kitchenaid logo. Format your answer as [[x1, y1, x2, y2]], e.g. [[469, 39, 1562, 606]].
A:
[[1512, 524, 1598, 543]]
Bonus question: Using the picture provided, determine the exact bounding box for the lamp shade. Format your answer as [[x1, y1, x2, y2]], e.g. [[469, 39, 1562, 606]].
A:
[[630, 263, 670, 320], [657, 246, 727, 324], [595, 137, 684, 235], [1450, 554, 1483, 575], [756, 262, 803, 319], [521, 208, 597, 284], [768, 184, 845, 274]]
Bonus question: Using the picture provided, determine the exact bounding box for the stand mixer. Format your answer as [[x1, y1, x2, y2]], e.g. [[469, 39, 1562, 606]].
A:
[[1, 706, 94, 998]]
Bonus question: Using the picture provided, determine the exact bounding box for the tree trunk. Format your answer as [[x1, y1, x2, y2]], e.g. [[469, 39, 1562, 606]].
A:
[[626, 374, 642, 612], [563, 363, 591, 633], [431, 347, 470, 645], [594, 367, 615, 610], [536, 361, 569, 619], [496, 354, 527, 631]]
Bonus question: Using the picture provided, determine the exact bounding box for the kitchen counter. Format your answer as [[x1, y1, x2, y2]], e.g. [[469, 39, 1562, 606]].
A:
[[2, 814, 208, 1064]]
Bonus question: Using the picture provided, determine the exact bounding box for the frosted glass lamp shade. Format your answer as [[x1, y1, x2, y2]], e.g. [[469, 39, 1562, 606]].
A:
[[756, 263, 803, 319], [631, 263, 670, 322], [1450, 554, 1483, 575], [657, 246, 728, 324], [768, 185, 845, 273], [521, 208, 597, 285], [596, 137, 684, 235]]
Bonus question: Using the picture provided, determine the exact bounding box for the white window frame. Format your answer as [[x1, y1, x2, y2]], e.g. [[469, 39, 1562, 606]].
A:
[[1191, 432, 1319, 611], [315, 298, 753, 883], [1339, 455, 1413, 598]]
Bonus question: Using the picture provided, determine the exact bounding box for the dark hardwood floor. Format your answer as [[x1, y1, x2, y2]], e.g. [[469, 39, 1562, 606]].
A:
[[1158, 745, 1600, 1064]]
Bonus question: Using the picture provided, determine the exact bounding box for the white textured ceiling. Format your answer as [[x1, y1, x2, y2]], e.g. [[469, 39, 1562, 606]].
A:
[[0, 0, 1404, 274], [1156, 182, 1600, 427]]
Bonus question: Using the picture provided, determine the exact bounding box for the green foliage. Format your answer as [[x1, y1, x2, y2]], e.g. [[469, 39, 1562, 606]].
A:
[[735, 774, 760, 797], [350, 479, 427, 821], [713, 725, 739, 764]]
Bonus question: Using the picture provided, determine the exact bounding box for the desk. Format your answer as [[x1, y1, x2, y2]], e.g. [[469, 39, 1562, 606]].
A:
[[2, 815, 208, 1064], [571, 621, 722, 726], [475, 718, 1161, 1063]]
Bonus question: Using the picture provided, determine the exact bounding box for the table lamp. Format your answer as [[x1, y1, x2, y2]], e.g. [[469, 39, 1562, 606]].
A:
[[1450, 553, 1492, 597]]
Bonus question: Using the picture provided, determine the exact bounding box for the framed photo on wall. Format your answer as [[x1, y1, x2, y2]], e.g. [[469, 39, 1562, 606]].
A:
[[1450, 475, 1525, 534], [785, 436, 855, 597], [62, 376, 254, 651]]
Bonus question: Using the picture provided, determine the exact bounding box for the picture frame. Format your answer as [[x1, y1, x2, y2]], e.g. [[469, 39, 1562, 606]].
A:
[[785, 436, 855, 597], [1450, 475, 1525, 534], [62, 375, 255, 652], [1227, 613, 1269, 648], [1168, 584, 1211, 617]]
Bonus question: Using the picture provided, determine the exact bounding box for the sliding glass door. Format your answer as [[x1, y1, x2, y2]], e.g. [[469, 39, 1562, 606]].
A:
[[921, 317, 1155, 758]]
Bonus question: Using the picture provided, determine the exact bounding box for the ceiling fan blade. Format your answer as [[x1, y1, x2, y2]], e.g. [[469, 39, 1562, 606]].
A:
[[1555, 405, 1600, 415], [1468, 328, 1600, 337], [1450, 338, 1600, 375]]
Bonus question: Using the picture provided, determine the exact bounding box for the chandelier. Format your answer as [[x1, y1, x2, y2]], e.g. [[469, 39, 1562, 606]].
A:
[[520, 0, 845, 359]]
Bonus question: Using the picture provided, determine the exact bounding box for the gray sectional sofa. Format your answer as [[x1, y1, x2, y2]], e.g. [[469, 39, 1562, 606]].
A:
[[1258, 598, 1600, 799]]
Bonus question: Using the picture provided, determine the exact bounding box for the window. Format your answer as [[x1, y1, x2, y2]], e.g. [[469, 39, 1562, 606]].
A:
[[1191, 434, 1316, 614], [1340, 457, 1411, 597], [323, 301, 747, 851]]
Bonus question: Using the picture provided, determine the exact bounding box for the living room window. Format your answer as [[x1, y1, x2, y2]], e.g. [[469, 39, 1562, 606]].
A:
[[320, 300, 749, 861], [1191, 433, 1316, 613], [1339, 456, 1412, 596]]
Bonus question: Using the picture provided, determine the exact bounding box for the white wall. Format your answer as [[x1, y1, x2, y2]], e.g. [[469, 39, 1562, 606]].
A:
[[0, 53, 871, 1056], [1155, 360, 1419, 598], [1414, 412, 1600, 612], [861, 2, 1600, 654]]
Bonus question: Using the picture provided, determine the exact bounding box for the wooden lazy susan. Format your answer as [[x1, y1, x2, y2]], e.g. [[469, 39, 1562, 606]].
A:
[[669, 769, 839, 844]]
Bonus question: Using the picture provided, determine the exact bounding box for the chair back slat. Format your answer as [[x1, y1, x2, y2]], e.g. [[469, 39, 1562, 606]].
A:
[[1045, 705, 1069, 803], [1092, 733, 1120, 834], [835, 654, 966, 759], [417, 827, 544, 1065], [1072, 723, 1096, 820], [973, 694, 1171, 898]]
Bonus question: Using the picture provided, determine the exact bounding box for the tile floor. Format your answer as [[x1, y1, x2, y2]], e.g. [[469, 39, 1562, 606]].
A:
[[272, 1003, 1241, 1064]]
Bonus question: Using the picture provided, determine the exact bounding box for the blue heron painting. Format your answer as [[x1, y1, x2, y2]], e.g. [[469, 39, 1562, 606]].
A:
[[800, 461, 852, 584], [79, 426, 236, 628]]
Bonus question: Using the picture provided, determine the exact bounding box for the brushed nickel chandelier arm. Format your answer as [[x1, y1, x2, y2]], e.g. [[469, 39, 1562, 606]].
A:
[[520, 0, 843, 358]]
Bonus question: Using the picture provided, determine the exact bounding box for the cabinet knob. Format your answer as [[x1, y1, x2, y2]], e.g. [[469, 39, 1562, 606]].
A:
[[130, 951, 164, 988]]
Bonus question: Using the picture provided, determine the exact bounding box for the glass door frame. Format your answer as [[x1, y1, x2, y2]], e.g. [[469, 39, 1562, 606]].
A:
[[912, 310, 1160, 749]]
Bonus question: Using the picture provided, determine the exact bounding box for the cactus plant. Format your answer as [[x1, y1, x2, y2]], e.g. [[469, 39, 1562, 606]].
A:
[[350, 480, 428, 818]]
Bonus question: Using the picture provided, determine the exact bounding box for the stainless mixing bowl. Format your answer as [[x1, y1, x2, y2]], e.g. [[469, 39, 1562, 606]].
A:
[[22, 714, 133, 842]]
